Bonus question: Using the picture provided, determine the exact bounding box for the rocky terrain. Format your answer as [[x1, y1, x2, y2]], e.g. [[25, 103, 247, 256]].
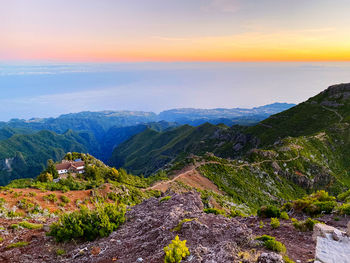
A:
[[1, 190, 348, 262], [0, 191, 300, 263]]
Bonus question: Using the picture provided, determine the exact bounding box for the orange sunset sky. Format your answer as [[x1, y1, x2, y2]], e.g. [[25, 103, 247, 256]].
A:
[[2, 0, 350, 62]]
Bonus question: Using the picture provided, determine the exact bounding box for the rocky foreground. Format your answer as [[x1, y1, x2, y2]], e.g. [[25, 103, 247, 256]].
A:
[[1, 191, 349, 262], [1, 191, 289, 263]]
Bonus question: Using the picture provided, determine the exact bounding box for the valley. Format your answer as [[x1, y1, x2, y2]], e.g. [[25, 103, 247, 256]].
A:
[[0, 84, 349, 262]]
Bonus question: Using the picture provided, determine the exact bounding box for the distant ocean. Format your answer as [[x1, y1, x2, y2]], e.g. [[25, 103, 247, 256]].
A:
[[0, 62, 350, 121]]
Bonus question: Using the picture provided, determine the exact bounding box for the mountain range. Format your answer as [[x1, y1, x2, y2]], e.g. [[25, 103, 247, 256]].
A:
[[110, 83, 350, 208], [0, 103, 293, 185]]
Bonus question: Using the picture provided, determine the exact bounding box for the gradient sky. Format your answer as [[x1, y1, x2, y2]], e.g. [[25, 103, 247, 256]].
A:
[[2, 0, 350, 62], [1, 1, 350, 121]]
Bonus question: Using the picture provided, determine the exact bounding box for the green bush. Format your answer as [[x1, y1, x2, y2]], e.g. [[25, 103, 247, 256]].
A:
[[43, 193, 58, 203], [257, 205, 281, 218], [160, 196, 172, 203], [48, 203, 126, 242], [203, 208, 226, 216], [18, 221, 43, 230], [270, 218, 280, 229], [164, 235, 190, 263], [7, 241, 29, 248], [229, 207, 245, 217], [304, 201, 337, 216], [60, 195, 70, 204], [338, 189, 350, 202], [280, 211, 289, 220], [292, 218, 319, 232], [338, 203, 350, 215], [283, 255, 295, 263], [56, 248, 66, 256], [256, 235, 286, 253], [107, 192, 118, 201], [172, 218, 194, 232], [292, 191, 336, 215]]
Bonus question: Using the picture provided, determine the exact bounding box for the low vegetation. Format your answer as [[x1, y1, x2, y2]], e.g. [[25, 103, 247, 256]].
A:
[[256, 235, 286, 253], [48, 203, 126, 242], [203, 207, 226, 216], [7, 241, 29, 249], [172, 218, 194, 232], [292, 218, 319, 232], [164, 235, 190, 263], [270, 218, 280, 229]]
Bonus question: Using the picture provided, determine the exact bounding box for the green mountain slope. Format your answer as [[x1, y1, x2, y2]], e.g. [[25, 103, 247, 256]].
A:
[[109, 123, 258, 176], [111, 83, 350, 199], [0, 130, 91, 185], [248, 83, 350, 145]]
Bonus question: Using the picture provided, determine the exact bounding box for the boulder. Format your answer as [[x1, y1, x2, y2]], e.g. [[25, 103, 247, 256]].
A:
[[347, 221, 350, 236], [314, 223, 350, 263], [312, 223, 338, 241], [257, 252, 283, 263]]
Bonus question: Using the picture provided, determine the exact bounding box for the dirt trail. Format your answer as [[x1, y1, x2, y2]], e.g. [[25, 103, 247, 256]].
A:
[[148, 152, 300, 193], [322, 105, 344, 123]]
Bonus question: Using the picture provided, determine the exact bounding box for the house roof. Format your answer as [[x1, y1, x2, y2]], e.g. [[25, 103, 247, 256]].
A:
[[73, 161, 85, 167], [55, 161, 85, 171], [55, 163, 71, 170]]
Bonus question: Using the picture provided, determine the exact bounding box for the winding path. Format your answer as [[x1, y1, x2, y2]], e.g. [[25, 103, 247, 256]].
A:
[[148, 151, 300, 192], [321, 105, 344, 123]]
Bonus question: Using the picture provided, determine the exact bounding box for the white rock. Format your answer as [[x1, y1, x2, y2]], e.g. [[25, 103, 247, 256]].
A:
[[347, 221, 350, 236], [313, 223, 337, 241], [332, 229, 343, 241]]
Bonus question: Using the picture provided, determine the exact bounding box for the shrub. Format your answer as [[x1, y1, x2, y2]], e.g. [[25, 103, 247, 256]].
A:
[[304, 201, 337, 216], [257, 205, 281, 218], [28, 192, 37, 197], [7, 211, 24, 218], [229, 207, 245, 217], [17, 198, 35, 210], [259, 220, 264, 229], [203, 208, 226, 216], [43, 194, 58, 203], [37, 172, 53, 183], [0, 236, 3, 242], [11, 224, 19, 229], [292, 191, 336, 215], [160, 196, 172, 203], [270, 218, 280, 229], [18, 221, 43, 230], [280, 211, 289, 220], [107, 192, 118, 201], [7, 241, 29, 248], [60, 195, 70, 204], [292, 218, 319, 232], [338, 203, 350, 215], [280, 202, 293, 212], [48, 203, 126, 242], [56, 248, 65, 256], [256, 235, 286, 253], [172, 218, 194, 232], [164, 235, 190, 263], [338, 189, 350, 202], [283, 255, 295, 263]]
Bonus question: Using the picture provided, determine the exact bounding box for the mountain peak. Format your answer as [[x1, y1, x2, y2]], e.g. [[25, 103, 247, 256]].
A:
[[324, 83, 350, 94]]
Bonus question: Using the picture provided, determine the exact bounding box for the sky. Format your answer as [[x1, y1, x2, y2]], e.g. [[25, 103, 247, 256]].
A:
[[2, 0, 350, 62], [1, 1, 350, 121]]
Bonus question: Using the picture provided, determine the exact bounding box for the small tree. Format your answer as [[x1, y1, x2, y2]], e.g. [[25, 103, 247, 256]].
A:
[[164, 235, 190, 263], [46, 159, 59, 179], [37, 172, 53, 182]]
